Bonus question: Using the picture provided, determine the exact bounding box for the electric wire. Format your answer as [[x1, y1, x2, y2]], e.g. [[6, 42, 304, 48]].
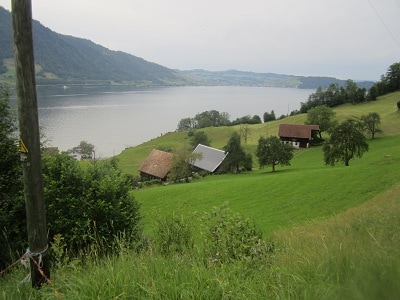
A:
[[367, 0, 400, 50]]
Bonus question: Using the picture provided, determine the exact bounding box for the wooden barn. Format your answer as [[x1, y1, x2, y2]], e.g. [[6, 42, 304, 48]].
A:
[[139, 149, 174, 181], [278, 124, 320, 148], [191, 144, 228, 173]]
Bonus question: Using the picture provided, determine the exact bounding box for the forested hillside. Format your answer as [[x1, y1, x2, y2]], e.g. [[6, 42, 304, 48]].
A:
[[0, 6, 185, 86]]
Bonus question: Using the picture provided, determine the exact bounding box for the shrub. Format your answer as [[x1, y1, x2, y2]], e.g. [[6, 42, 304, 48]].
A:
[[200, 204, 274, 265], [154, 213, 194, 257], [42, 154, 142, 254]]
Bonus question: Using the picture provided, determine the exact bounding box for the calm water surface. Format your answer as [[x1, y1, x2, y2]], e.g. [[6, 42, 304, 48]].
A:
[[30, 86, 313, 157]]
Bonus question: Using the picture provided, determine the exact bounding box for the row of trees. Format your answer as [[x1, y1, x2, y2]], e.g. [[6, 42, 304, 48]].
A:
[[177, 109, 281, 132], [299, 62, 400, 113], [299, 79, 367, 113], [369, 62, 400, 99]]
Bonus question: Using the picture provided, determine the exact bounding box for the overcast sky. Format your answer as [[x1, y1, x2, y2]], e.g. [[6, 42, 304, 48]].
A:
[[2, 0, 400, 81]]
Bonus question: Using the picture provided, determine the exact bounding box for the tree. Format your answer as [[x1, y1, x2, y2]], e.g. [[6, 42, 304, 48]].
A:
[[256, 135, 294, 172], [223, 132, 246, 173], [323, 119, 369, 166], [263, 110, 276, 122], [194, 110, 230, 128], [78, 141, 95, 160], [190, 131, 211, 148], [239, 124, 251, 144], [397, 100, 400, 111], [177, 117, 195, 131], [384, 62, 400, 92], [306, 105, 337, 137], [360, 112, 382, 139], [0, 85, 26, 270], [168, 146, 201, 182], [251, 115, 262, 124]]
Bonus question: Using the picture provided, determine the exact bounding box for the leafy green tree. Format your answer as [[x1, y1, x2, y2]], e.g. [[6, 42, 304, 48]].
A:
[[177, 117, 195, 131], [168, 146, 201, 182], [263, 110, 276, 122], [190, 131, 211, 148], [256, 135, 294, 172], [367, 84, 379, 101], [78, 140, 95, 160], [251, 115, 262, 124], [323, 119, 369, 166], [42, 154, 142, 252], [223, 132, 246, 173], [360, 112, 382, 139], [306, 105, 337, 137], [231, 114, 261, 125], [243, 152, 253, 171], [0, 86, 25, 269], [385, 62, 400, 92], [195, 110, 230, 128]]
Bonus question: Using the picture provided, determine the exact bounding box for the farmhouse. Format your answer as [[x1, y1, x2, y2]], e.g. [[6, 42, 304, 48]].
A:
[[139, 149, 174, 181], [191, 144, 228, 173], [278, 124, 320, 148]]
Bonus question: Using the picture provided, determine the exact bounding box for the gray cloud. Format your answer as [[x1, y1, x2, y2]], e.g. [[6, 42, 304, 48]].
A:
[[2, 0, 399, 80]]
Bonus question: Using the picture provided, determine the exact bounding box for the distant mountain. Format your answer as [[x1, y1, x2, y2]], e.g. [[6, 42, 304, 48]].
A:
[[0, 6, 185, 86], [0, 6, 374, 89], [177, 69, 375, 90]]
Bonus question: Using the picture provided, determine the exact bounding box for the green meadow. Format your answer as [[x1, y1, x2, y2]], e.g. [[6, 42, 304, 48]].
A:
[[1, 92, 399, 299]]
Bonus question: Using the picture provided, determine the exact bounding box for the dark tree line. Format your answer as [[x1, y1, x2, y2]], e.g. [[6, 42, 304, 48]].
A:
[[299, 62, 400, 113], [177, 110, 265, 131], [368, 62, 400, 100]]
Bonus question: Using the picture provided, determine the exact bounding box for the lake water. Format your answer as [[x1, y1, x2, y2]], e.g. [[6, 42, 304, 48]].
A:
[[19, 85, 314, 157]]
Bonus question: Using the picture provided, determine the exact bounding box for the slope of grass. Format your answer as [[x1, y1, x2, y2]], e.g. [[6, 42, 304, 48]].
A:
[[1, 91, 399, 299], [134, 134, 399, 237], [3, 177, 399, 299], [116, 91, 400, 175]]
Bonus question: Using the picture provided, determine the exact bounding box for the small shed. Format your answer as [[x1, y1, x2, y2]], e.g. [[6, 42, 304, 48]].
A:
[[191, 144, 228, 173], [139, 149, 174, 181], [278, 124, 320, 148]]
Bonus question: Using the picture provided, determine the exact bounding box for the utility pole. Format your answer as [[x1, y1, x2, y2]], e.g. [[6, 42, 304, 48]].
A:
[[11, 0, 50, 288]]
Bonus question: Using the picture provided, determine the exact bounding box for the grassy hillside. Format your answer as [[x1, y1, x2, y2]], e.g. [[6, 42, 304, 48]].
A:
[[134, 130, 399, 238], [2, 92, 399, 299], [116, 91, 400, 175], [117, 91, 400, 237]]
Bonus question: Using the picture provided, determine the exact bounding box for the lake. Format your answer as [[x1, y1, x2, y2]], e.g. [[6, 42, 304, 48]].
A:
[[21, 85, 314, 157]]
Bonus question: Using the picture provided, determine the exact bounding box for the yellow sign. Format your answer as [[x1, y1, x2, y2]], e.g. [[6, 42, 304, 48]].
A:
[[19, 139, 28, 153]]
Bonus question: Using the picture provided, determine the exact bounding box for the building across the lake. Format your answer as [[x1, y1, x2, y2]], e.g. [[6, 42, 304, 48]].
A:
[[278, 124, 320, 148]]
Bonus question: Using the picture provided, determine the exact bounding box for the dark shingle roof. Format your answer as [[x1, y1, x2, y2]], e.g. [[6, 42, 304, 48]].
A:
[[139, 149, 174, 179], [192, 144, 227, 172], [278, 124, 320, 139]]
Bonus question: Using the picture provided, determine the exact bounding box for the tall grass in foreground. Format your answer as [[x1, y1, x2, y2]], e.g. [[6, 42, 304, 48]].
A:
[[2, 183, 400, 299]]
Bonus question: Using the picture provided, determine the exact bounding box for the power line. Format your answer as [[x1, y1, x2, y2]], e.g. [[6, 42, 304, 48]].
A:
[[367, 0, 400, 50]]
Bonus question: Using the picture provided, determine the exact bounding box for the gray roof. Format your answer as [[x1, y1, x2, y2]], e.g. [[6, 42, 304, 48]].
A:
[[191, 144, 227, 172]]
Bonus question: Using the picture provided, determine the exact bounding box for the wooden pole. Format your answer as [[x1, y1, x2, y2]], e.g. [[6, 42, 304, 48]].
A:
[[11, 0, 50, 288]]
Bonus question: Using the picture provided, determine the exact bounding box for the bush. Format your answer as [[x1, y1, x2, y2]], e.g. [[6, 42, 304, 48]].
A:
[[154, 214, 194, 257], [200, 204, 274, 265], [42, 154, 142, 254], [0, 86, 26, 270]]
